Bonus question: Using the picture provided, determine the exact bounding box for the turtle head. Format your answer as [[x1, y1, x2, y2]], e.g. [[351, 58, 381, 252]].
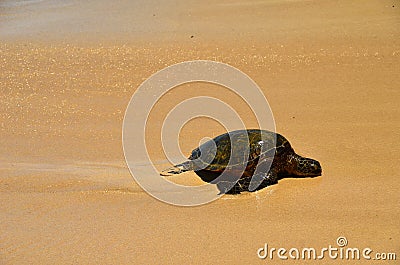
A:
[[291, 156, 322, 177]]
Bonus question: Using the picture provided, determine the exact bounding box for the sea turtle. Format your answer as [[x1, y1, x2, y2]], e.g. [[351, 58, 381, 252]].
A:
[[160, 129, 321, 194]]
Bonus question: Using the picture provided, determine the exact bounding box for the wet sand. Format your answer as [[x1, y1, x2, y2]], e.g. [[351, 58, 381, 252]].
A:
[[1, 0, 399, 264]]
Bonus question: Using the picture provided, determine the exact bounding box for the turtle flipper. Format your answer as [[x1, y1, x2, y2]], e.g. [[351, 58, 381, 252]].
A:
[[160, 161, 194, 176], [216, 181, 241, 195], [248, 171, 278, 192]]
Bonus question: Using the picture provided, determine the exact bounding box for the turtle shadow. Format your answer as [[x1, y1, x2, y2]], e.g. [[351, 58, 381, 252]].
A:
[[194, 170, 221, 184]]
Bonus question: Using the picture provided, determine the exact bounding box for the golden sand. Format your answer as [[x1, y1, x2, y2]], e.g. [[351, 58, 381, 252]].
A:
[[1, 0, 399, 264]]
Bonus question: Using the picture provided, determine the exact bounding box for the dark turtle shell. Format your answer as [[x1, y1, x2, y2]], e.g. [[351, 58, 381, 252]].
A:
[[188, 129, 292, 177]]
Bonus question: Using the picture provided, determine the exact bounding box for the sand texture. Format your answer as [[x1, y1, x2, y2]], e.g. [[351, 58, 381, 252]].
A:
[[1, 0, 399, 264]]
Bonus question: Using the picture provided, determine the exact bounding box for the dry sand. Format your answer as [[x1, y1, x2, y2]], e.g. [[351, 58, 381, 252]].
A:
[[1, 0, 399, 264]]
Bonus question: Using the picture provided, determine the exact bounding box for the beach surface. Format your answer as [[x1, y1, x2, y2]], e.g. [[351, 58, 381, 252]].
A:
[[1, 0, 399, 264]]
